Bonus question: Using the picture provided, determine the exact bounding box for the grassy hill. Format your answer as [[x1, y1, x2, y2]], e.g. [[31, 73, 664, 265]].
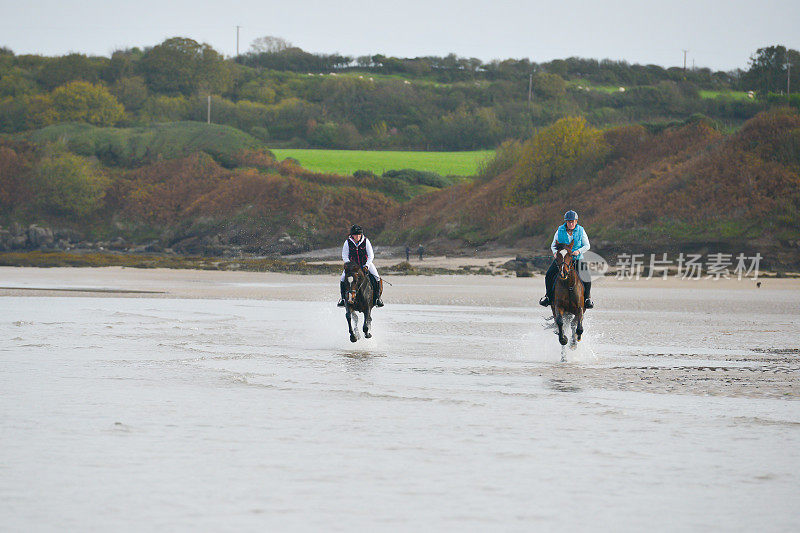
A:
[[24, 121, 267, 167]]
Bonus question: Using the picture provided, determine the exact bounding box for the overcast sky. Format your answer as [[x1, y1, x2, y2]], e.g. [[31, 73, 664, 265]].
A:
[[2, 0, 798, 71]]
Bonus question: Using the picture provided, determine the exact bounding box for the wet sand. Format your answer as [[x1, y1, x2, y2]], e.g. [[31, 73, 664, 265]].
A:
[[2, 266, 799, 530], [1, 266, 798, 401]]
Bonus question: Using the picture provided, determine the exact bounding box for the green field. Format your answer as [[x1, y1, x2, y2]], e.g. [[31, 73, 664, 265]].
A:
[[269, 148, 494, 176], [699, 90, 753, 100]]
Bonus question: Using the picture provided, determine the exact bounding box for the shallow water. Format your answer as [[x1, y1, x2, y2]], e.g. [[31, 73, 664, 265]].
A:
[[1, 274, 799, 531]]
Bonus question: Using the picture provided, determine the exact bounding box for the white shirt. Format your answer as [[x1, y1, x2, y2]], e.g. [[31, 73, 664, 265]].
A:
[[341, 236, 374, 265]]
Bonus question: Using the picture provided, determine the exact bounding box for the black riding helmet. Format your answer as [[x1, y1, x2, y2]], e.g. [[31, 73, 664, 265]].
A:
[[350, 224, 363, 235]]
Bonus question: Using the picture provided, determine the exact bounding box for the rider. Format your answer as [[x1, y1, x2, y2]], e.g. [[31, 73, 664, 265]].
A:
[[539, 210, 594, 309], [337, 224, 384, 308]]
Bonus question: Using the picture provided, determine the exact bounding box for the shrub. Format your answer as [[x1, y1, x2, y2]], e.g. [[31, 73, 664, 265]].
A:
[[31, 149, 110, 217], [382, 168, 450, 188]]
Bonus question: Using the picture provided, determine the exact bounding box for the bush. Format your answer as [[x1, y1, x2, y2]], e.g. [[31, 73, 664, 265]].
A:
[[382, 168, 450, 188], [31, 149, 109, 217]]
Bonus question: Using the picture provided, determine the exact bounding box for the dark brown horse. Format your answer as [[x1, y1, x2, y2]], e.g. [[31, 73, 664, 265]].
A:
[[552, 241, 585, 354], [343, 261, 375, 342]]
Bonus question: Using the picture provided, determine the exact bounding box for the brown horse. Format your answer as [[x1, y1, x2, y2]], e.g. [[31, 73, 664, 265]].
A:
[[552, 241, 585, 353], [343, 261, 375, 342]]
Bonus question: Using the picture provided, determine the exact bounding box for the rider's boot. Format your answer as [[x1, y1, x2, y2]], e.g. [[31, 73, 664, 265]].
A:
[[539, 295, 550, 307], [337, 280, 347, 307], [584, 282, 593, 309], [375, 278, 384, 307]]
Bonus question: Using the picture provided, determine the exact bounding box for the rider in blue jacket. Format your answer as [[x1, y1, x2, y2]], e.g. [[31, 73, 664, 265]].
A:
[[539, 210, 594, 309]]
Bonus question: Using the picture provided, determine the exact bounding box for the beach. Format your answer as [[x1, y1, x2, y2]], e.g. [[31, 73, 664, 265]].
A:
[[1, 266, 798, 531]]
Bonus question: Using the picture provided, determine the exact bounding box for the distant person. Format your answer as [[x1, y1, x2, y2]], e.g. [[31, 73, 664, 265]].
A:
[[338, 224, 384, 308], [405, 245, 410, 262], [539, 210, 594, 309], [417, 244, 424, 261]]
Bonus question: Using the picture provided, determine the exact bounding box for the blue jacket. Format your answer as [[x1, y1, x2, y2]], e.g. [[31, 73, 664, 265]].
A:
[[552, 224, 590, 260]]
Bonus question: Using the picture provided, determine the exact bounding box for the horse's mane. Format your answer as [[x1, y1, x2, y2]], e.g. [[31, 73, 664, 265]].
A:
[[344, 261, 365, 276]]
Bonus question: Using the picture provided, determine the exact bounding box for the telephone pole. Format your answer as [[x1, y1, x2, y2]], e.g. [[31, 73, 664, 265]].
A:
[[236, 25, 241, 56], [682, 49, 688, 73], [528, 73, 533, 105], [788, 62, 792, 101]]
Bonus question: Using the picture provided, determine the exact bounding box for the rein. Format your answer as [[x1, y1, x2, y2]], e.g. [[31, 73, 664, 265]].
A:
[[559, 257, 576, 281], [347, 268, 369, 304]]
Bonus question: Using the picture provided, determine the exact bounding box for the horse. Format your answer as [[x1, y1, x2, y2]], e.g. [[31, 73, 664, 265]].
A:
[[342, 261, 375, 343], [551, 241, 585, 357]]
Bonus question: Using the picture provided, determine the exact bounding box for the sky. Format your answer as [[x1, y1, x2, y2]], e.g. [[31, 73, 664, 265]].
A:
[[2, 0, 798, 71]]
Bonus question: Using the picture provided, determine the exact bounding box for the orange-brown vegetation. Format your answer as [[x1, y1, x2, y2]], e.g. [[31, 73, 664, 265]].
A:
[[0, 140, 35, 211], [385, 109, 800, 251]]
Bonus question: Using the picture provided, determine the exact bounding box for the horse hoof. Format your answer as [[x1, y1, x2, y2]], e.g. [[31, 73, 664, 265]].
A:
[[350, 335, 357, 343], [559, 336, 568, 346], [365, 333, 372, 339]]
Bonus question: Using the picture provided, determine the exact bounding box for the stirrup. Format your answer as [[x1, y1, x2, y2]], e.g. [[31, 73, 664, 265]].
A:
[[539, 296, 550, 307], [584, 298, 594, 309], [337, 298, 345, 307]]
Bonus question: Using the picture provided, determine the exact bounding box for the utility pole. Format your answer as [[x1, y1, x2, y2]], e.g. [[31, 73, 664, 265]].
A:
[[207, 95, 211, 124], [528, 73, 533, 105], [682, 49, 688, 73], [788, 62, 792, 101], [236, 25, 241, 56]]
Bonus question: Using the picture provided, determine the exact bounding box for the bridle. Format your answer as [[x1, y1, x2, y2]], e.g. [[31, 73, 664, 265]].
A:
[[346, 267, 368, 304], [557, 250, 576, 280]]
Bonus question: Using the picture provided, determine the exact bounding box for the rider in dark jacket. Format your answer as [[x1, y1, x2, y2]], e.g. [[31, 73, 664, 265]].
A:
[[539, 210, 594, 309], [338, 224, 384, 307]]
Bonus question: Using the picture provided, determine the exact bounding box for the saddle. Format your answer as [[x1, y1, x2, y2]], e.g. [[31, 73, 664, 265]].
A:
[[365, 269, 383, 306]]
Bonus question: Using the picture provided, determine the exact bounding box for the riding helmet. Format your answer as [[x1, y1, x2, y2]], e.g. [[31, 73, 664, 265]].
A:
[[563, 210, 578, 221], [350, 224, 363, 235]]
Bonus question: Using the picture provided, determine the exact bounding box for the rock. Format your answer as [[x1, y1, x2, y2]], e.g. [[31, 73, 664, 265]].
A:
[[11, 235, 28, 249], [27, 225, 54, 248], [108, 237, 127, 251], [53, 228, 83, 243], [144, 241, 164, 253], [0, 229, 12, 251]]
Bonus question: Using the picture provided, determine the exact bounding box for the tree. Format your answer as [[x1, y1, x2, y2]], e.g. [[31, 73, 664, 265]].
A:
[[31, 150, 110, 217], [111, 76, 148, 111], [743, 45, 799, 95], [532, 73, 566, 99], [249, 36, 292, 55], [140, 37, 232, 95], [51, 81, 124, 126], [37, 53, 103, 91], [509, 117, 607, 204]]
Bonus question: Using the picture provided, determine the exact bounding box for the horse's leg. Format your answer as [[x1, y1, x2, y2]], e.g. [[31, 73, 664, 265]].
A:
[[575, 309, 584, 342], [363, 306, 372, 338], [570, 317, 577, 349], [352, 312, 360, 341], [346, 309, 357, 343], [555, 308, 568, 346]]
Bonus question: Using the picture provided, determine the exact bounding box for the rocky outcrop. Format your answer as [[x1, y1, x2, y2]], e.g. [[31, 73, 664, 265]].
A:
[[0, 224, 85, 252]]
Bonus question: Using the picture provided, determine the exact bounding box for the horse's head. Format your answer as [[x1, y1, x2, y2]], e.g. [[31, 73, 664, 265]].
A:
[[555, 242, 575, 280], [343, 261, 367, 305]]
